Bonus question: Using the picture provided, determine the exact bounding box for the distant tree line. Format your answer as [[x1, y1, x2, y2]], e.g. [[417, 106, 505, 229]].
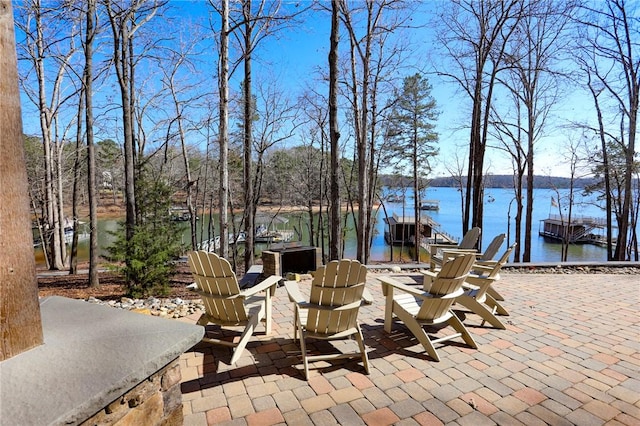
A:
[[378, 175, 601, 190]]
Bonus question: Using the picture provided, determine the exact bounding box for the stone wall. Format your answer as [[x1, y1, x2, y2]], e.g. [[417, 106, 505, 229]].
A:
[[262, 250, 280, 278], [82, 359, 183, 426]]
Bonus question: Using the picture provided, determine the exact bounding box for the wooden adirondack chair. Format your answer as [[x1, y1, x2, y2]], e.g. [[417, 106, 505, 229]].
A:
[[186, 250, 281, 364], [379, 253, 478, 362], [284, 259, 370, 380], [429, 227, 481, 270], [454, 243, 516, 329]]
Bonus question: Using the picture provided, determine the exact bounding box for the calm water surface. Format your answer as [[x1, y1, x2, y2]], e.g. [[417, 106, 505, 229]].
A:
[[369, 187, 610, 263], [42, 187, 616, 265]]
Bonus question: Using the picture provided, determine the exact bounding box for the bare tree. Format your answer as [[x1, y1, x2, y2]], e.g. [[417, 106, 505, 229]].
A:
[[337, 0, 411, 263], [157, 24, 210, 251], [207, 0, 306, 268], [329, 0, 342, 260], [69, 76, 84, 275], [236, 0, 306, 269], [299, 87, 331, 258], [436, 0, 523, 239], [217, 0, 231, 258], [83, 0, 99, 286], [489, 90, 525, 261], [491, 0, 573, 261], [575, 0, 639, 261], [104, 0, 165, 268], [251, 78, 300, 210], [240, 0, 256, 269], [16, 0, 80, 270], [557, 137, 586, 261]]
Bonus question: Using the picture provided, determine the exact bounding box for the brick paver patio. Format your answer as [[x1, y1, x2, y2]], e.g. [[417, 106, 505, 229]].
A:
[[177, 272, 639, 425]]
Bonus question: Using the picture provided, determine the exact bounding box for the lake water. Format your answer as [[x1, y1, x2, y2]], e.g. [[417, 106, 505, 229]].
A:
[[41, 186, 616, 266], [363, 187, 610, 263]]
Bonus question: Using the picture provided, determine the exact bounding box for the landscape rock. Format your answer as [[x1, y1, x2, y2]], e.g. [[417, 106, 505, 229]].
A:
[[87, 297, 204, 318]]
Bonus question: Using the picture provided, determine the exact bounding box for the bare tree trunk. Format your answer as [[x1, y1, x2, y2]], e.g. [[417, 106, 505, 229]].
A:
[[413, 134, 420, 261], [218, 0, 230, 259], [0, 0, 44, 360], [32, 1, 64, 270], [106, 1, 137, 256], [85, 0, 99, 286], [563, 156, 578, 262], [69, 88, 84, 274], [242, 0, 255, 270], [55, 139, 68, 267], [577, 0, 638, 260], [523, 124, 534, 262], [329, 0, 341, 260], [170, 67, 196, 249], [591, 86, 613, 259]]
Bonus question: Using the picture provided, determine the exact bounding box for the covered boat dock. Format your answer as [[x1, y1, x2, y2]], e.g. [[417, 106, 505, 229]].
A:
[[539, 214, 608, 245]]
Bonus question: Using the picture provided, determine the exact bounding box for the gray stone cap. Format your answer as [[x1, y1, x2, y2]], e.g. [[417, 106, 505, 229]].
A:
[[0, 296, 204, 425]]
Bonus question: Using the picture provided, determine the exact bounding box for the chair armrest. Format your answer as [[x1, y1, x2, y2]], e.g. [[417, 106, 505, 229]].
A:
[[441, 248, 477, 256], [242, 275, 282, 297], [304, 300, 363, 311], [441, 249, 478, 263], [379, 276, 433, 300], [362, 287, 374, 304], [283, 280, 306, 305], [420, 269, 437, 290], [470, 264, 495, 275], [465, 274, 498, 286], [474, 260, 499, 268], [187, 284, 243, 300], [428, 243, 457, 250], [421, 269, 438, 280]]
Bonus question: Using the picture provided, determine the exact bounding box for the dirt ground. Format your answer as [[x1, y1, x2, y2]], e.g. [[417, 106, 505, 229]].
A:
[[37, 262, 199, 301]]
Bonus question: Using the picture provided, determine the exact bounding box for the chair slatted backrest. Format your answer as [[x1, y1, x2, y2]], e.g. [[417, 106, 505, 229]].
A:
[[459, 227, 481, 249], [481, 243, 517, 279], [187, 251, 247, 324], [470, 243, 517, 299], [429, 253, 476, 296], [307, 259, 367, 335], [480, 233, 506, 261], [417, 253, 475, 320], [491, 243, 516, 276]]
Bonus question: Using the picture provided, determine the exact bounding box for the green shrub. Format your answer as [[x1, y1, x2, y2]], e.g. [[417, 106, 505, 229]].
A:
[[108, 170, 184, 298]]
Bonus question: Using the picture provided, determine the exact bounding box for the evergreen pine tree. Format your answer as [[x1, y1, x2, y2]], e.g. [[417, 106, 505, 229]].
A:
[[108, 166, 184, 297]]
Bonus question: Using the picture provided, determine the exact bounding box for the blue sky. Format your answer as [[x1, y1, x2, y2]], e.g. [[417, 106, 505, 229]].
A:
[[171, 0, 602, 179], [15, 0, 600, 179]]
